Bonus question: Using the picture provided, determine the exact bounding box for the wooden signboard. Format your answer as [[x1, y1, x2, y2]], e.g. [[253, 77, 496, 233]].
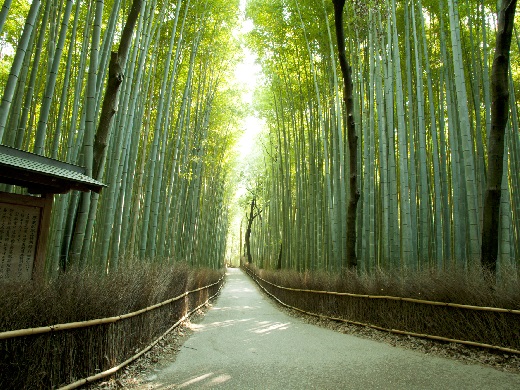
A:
[[0, 192, 53, 281]]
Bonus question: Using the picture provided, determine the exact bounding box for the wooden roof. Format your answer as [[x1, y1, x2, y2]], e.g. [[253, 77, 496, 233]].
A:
[[0, 145, 105, 194]]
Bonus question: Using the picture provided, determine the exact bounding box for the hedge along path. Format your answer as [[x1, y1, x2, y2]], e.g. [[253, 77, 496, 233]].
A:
[[243, 267, 520, 355], [250, 272, 520, 315], [0, 276, 224, 340], [58, 278, 226, 390]]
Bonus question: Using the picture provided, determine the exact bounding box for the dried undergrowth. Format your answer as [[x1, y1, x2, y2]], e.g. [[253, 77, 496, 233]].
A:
[[245, 263, 520, 353], [0, 262, 223, 390], [255, 264, 520, 309], [86, 306, 210, 390]]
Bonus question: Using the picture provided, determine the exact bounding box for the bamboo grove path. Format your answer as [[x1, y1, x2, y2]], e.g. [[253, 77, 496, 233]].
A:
[[142, 268, 520, 389]]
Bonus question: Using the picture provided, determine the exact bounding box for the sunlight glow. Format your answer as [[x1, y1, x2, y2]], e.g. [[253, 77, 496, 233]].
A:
[[234, 48, 260, 105], [234, 116, 265, 160], [210, 374, 232, 385], [226, 0, 267, 265], [249, 321, 291, 334], [233, 0, 264, 161], [178, 373, 214, 388]]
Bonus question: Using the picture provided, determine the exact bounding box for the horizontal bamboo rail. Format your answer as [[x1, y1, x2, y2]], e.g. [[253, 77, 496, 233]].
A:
[[0, 276, 224, 340], [58, 278, 225, 390], [248, 269, 520, 315], [244, 267, 520, 355]]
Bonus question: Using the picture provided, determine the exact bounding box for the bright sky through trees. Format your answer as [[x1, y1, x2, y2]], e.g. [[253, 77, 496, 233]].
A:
[[226, 1, 266, 264], [233, 3, 264, 164]]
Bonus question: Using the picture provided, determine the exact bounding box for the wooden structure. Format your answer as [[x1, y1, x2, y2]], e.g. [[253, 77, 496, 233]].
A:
[[0, 145, 105, 281]]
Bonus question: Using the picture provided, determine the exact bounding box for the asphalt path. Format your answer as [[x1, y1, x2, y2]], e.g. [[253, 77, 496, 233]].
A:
[[145, 268, 520, 389]]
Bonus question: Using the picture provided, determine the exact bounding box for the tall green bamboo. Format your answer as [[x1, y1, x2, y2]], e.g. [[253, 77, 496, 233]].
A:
[[481, 0, 517, 273], [68, 0, 104, 265], [0, 0, 40, 141], [447, 0, 481, 263]]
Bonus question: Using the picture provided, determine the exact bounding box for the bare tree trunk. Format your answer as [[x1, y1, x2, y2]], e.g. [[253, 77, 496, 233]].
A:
[[69, 0, 142, 266], [245, 198, 256, 263], [93, 0, 143, 180], [332, 0, 359, 269], [481, 0, 517, 274]]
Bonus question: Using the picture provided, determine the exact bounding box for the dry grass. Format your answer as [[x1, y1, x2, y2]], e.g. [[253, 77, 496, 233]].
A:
[[0, 262, 223, 389], [253, 264, 520, 308], [245, 264, 520, 352]]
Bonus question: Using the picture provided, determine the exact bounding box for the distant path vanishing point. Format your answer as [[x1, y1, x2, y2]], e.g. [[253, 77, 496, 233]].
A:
[[143, 268, 520, 389]]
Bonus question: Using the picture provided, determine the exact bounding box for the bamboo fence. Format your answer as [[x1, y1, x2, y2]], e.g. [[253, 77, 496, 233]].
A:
[[243, 266, 520, 354], [1, 275, 225, 389], [58, 277, 225, 389], [0, 277, 224, 340]]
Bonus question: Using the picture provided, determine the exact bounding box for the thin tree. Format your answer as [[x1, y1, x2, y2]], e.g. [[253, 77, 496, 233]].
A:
[[332, 0, 358, 269], [92, 0, 143, 180], [0, 0, 40, 141], [481, 0, 517, 274], [245, 197, 262, 264], [33, 0, 74, 156], [0, 0, 12, 37]]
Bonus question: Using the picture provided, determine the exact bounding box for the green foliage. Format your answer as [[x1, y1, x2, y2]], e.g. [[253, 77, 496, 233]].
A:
[[0, 0, 245, 273], [0, 0, 30, 85], [243, 0, 520, 276], [1, 0, 519, 280]]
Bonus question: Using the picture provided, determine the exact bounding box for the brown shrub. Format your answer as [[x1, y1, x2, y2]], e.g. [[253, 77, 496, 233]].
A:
[[0, 262, 223, 389], [245, 263, 520, 352]]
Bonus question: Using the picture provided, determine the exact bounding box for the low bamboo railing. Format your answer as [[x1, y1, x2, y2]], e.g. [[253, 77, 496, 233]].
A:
[[243, 266, 520, 355], [59, 277, 225, 389], [0, 278, 224, 340], [1, 275, 225, 389]]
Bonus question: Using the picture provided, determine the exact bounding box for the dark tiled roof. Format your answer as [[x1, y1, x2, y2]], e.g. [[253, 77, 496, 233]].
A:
[[0, 145, 105, 194]]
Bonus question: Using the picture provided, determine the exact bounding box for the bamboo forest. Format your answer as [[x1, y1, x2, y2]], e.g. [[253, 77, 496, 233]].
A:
[[0, 0, 519, 277], [2, 0, 520, 388]]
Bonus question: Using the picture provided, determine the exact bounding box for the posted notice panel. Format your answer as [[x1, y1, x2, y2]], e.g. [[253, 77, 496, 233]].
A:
[[0, 192, 53, 281]]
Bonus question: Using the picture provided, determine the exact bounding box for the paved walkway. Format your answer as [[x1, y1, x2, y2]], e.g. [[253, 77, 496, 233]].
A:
[[145, 268, 520, 389]]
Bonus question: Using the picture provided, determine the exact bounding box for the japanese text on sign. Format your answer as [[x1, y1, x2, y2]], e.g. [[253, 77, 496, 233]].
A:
[[0, 203, 40, 281]]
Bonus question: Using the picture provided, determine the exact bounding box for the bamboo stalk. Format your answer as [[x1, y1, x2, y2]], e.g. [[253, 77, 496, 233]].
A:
[[0, 277, 223, 340]]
